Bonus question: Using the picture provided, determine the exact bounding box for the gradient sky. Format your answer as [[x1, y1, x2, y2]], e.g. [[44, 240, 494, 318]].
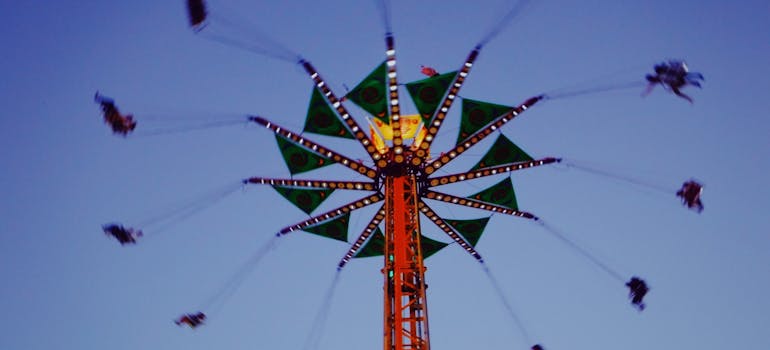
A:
[[1, 1, 769, 349]]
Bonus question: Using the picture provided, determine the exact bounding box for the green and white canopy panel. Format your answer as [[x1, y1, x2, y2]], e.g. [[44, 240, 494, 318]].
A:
[[272, 186, 334, 215], [467, 177, 519, 210], [275, 135, 333, 175], [303, 87, 354, 139], [444, 217, 490, 247], [405, 71, 457, 124], [345, 61, 389, 124], [457, 98, 514, 145], [470, 134, 533, 171], [302, 213, 350, 242], [354, 227, 448, 259]]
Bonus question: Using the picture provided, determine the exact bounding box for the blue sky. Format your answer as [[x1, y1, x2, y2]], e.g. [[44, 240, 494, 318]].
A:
[[1, 1, 769, 349]]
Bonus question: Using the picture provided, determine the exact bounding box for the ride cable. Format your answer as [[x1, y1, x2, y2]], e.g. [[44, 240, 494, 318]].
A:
[[480, 262, 533, 347], [188, 0, 384, 163], [535, 220, 626, 283], [372, 0, 393, 35], [188, 0, 301, 63], [534, 220, 651, 311], [412, 0, 540, 163], [560, 158, 677, 195], [198, 233, 282, 316], [95, 91, 261, 138], [132, 180, 245, 237], [477, 0, 535, 48], [130, 114, 250, 138], [303, 270, 343, 350], [541, 62, 652, 100], [544, 80, 647, 100]]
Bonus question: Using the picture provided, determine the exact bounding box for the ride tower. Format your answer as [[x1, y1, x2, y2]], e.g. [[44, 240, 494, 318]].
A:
[[247, 26, 548, 350], [382, 155, 430, 350]]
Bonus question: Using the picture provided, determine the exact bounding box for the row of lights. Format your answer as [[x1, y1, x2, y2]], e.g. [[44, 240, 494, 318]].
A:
[[417, 200, 483, 261], [300, 60, 382, 161], [338, 206, 387, 268], [280, 194, 384, 234], [423, 95, 544, 175], [385, 35, 405, 162], [250, 115, 378, 179], [423, 190, 537, 220], [427, 158, 560, 187], [414, 48, 481, 162], [246, 177, 376, 191]]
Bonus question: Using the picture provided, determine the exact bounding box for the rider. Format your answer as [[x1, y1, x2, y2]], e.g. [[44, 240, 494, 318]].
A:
[[102, 224, 142, 245], [676, 180, 704, 213], [644, 61, 703, 103], [186, 0, 207, 28], [625, 277, 649, 311], [95, 92, 137, 136], [175, 312, 207, 328]]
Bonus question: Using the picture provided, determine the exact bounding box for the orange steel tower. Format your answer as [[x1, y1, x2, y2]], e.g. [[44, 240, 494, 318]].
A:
[[383, 171, 430, 350]]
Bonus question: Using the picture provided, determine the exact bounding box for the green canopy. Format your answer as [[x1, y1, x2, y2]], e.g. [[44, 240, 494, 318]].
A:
[[420, 234, 449, 258], [355, 227, 386, 258], [304, 87, 354, 139], [457, 98, 514, 145], [272, 186, 334, 214], [302, 213, 350, 242], [445, 217, 490, 247], [467, 177, 519, 210], [470, 134, 533, 170], [354, 228, 448, 259], [346, 61, 389, 124], [275, 135, 333, 175], [405, 71, 457, 124]]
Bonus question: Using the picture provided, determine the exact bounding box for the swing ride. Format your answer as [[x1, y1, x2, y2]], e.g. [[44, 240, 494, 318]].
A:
[[100, 1, 706, 349]]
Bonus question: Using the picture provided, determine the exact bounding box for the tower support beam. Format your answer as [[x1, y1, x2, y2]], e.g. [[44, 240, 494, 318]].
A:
[[383, 175, 430, 350]]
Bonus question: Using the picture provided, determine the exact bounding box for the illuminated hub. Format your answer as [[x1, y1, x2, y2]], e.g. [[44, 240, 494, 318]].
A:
[[376, 149, 432, 187]]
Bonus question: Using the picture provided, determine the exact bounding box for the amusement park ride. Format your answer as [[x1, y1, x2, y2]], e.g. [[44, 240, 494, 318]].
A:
[[239, 42, 551, 350], [100, 1, 705, 350]]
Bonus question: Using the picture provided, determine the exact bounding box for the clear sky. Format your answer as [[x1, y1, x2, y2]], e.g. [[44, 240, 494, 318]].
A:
[[1, 1, 769, 349]]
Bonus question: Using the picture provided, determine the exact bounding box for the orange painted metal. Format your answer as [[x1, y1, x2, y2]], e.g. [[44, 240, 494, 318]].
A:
[[383, 175, 430, 350]]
